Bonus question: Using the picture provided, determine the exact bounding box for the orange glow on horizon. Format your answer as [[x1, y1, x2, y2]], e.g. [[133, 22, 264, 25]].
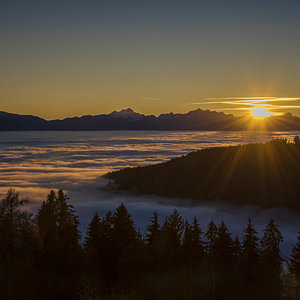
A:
[[192, 96, 300, 118]]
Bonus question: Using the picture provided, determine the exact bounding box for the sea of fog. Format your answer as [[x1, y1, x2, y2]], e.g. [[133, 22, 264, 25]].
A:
[[0, 130, 300, 257]]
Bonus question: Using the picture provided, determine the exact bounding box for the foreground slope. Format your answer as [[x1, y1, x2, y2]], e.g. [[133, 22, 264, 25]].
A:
[[106, 139, 300, 208]]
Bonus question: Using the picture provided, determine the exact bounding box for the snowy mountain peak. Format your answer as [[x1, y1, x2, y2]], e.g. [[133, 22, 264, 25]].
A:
[[109, 108, 143, 120]]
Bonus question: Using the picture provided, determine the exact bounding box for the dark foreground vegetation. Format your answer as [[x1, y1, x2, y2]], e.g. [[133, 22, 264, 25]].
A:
[[106, 137, 300, 209], [1, 190, 300, 299]]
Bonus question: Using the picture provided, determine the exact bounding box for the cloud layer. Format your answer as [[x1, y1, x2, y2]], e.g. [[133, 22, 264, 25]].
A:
[[1, 131, 300, 256]]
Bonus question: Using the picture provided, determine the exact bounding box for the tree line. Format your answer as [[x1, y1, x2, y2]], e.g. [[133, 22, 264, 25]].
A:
[[1, 189, 300, 299]]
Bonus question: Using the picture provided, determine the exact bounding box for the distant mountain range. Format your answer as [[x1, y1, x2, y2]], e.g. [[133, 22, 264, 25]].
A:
[[1, 108, 300, 131]]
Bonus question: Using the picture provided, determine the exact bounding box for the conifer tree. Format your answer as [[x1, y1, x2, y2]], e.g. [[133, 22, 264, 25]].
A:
[[191, 217, 203, 246], [146, 211, 160, 247], [241, 218, 261, 299], [261, 219, 283, 269], [0, 188, 29, 223], [290, 232, 300, 298], [160, 209, 184, 268], [36, 190, 57, 249], [183, 220, 193, 252], [84, 212, 109, 289], [260, 219, 283, 299], [84, 212, 102, 254], [36, 190, 81, 299], [55, 190, 81, 269], [113, 203, 137, 250], [204, 220, 218, 299], [191, 216, 205, 262], [215, 220, 233, 266], [290, 233, 300, 277], [0, 189, 31, 253], [87, 211, 115, 285], [145, 211, 162, 270], [56, 189, 80, 242], [183, 217, 204, 266], [231, 235, 242, 297], [111, 203, 138, 282], [100, 211, 113, 242], [213, 221, 236, 300], [162, 209, 184, 249], [242, 218, 260, 264], [36, 190, 56, 225], [232, 235, 242, 263], [0, 189, 34, 299], [183, 220, 195, 265], [205, 220, 218, 256]]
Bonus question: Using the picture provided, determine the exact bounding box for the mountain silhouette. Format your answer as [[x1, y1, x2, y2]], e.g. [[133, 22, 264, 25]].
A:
[[1, 108, 300, 131]]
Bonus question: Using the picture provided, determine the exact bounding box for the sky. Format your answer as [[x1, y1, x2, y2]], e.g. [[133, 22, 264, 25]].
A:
[[1, 0, 300, 119]]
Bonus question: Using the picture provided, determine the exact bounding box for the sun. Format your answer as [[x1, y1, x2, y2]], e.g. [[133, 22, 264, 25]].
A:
[[251, 107, 274, 118]]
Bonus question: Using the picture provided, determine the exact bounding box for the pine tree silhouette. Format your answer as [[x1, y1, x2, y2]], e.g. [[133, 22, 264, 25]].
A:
[[242, 218, 260, 264], [111, 203, 138, 283], [162, 209, 184, 248], [113, 203, 137, 250], [161, 209, 184, 268], [182, 220, 193, 261], [183, 217, 204, 266], [146, 211, 160, 247], [0, 189, 34, 299], [84, 212, 101, 254], [3, 188, 300, 299], [36, 190, 57, 251], [232, 235, 242, 263], [241, 218, 261, 299], [36, 190, 81, 299], [290, 231, 300, 298], [215, 220, 233, 266], [191, 216, 205, 264], [260, 218, 283, 299], [261, 218, 283, 268], [205, 220, 218, 257]]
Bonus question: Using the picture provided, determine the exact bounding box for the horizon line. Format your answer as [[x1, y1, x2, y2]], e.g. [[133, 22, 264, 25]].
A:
[[0, 107, 298, 121]]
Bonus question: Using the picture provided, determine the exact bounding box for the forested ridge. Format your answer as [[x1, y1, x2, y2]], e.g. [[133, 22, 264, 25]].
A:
[[1, 189, 300, 299], [106, 137, 300, 209]]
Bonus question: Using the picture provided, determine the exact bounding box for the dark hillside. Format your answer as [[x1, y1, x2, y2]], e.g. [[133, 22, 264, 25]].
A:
[[0, 111, 48, 130], [106, 138, 300, 208]]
